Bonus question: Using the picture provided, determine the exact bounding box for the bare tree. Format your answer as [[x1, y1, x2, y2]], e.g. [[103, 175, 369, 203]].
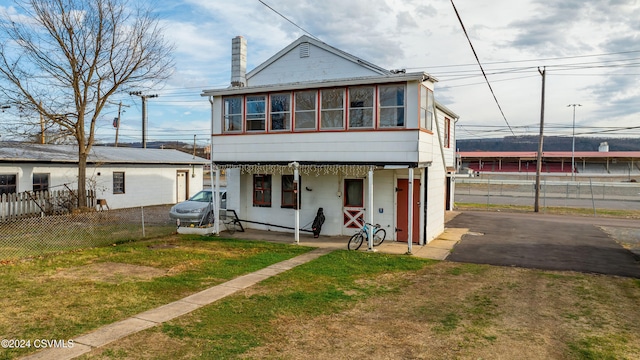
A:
[[0, 0, 174, 207]]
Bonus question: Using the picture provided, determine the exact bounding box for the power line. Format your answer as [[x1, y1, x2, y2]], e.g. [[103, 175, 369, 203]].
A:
[[450, 0, 515, 136], [409, 49, 640, 70], [257, 0, 319, 40]]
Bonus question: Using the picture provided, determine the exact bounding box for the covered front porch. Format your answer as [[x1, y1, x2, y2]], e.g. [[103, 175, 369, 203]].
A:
[[210, 162, 445, 247]]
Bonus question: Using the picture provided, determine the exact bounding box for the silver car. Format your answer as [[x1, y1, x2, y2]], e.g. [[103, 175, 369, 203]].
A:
[[169, 188, 226, 226]]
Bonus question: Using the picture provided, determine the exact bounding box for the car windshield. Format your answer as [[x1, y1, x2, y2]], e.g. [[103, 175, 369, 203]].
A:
[[188, 191, 212, 202]]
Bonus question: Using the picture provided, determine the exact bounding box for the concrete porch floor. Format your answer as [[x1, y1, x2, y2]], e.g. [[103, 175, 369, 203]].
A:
[[223, 211, 467, 260]]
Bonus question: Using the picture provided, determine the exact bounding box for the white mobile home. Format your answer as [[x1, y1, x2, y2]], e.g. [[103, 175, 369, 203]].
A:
[[0, 142, 208, 209], [202, 36, 458, 244]]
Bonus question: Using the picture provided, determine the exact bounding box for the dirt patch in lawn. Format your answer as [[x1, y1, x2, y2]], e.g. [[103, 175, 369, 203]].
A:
[[52, 262, 166, 283], [242, 262, 640, 360]]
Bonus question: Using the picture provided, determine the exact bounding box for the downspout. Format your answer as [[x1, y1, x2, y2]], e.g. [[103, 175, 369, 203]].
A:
[[407, 167, 414, 255], [419, 169, 425, 245]]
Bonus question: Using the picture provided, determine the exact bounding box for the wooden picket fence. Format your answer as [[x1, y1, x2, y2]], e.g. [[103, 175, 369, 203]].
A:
[[0, 189, 96, 221]]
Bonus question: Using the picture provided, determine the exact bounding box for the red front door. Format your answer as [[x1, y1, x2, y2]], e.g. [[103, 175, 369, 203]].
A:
[[396, 179, 420, 243]]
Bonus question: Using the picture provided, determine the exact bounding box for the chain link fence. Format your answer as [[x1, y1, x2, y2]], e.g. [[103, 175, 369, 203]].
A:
[[0, 205, 176, 261], [455, 178, 640, 212]]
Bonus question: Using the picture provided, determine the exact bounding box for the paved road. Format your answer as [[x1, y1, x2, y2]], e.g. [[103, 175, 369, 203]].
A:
[[456, 194, 640, 210], [446, 211, 640, 278]]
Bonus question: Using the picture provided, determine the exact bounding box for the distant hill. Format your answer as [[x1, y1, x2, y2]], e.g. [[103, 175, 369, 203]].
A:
[[457, 136, 640, 152]]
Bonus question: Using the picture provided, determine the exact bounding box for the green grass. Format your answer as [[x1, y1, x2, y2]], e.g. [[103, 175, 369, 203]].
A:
[[83, 251, 434, 360], [447, 263, 490, 276], [4, 231, 640, 359], [569, 335, 630, 360], [0, 235, 312, 359]]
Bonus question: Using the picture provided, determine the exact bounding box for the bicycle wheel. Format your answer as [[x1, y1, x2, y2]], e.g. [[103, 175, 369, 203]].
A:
[[348, 233, 364, 251], [231, 219, 243, 233], [225, 220, 236, 235], [373, 228, 386, 246]]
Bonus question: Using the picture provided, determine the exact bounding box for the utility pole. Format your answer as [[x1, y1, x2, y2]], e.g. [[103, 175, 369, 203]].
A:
[[193, 134, 197, 158], [534, 67, 546, 213], [129, 91, 158, 148], [109, 101, 130, 147], [567, 104, 582, 181]]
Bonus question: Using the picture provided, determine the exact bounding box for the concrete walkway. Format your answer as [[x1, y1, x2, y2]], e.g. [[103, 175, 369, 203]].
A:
[[227, 226, 466, 260], [22, 248, 335, 360], [22, 217, 466, 359]]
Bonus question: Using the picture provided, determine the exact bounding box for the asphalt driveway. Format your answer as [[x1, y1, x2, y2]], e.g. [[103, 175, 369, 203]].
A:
[[446, 211, 640, 278]]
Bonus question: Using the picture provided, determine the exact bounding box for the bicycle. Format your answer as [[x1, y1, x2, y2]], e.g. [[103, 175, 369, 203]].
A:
[[347, 221, 386, 251], [221, 209, 243, 235], [224, 217, 243, 235]]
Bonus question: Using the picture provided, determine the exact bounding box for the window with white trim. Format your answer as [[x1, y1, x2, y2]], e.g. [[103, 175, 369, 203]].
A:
[[379, 84, 405, 127], [420, 86, 434, 131], [246, 95, 266, 131], [270, 93, 291, 131], [294, 90, 317, 130], [348, 86, 374, 128], [223, 96, 243, 132], [320, 88, 344, 129]]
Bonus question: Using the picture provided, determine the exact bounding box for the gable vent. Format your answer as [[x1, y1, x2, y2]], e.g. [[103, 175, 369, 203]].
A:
[[300, 42, 310, 58]]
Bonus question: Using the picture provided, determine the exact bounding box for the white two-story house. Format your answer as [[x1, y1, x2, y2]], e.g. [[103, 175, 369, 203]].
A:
[[202, 35, 458, 245]]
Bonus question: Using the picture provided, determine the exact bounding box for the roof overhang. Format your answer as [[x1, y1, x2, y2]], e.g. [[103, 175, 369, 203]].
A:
[[201, 72, 436, 97]]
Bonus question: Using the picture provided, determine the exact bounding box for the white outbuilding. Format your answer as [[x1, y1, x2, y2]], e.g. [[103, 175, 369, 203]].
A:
[[0, 142, 207, 209]]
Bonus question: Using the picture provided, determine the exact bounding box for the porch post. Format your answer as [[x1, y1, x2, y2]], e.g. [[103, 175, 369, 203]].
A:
[[367, 166, 374, 251], [214, 166, 221, 235], [293, 163, 300, 244], [407, 167, 414, 255], [419, 169, 425, 245]]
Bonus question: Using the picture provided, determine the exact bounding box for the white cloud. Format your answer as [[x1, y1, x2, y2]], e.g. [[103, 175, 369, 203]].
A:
[[12, 0, 640, 141]]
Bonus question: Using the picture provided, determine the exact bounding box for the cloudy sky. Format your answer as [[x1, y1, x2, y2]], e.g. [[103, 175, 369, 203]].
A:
[[3, 0, 640, 144]]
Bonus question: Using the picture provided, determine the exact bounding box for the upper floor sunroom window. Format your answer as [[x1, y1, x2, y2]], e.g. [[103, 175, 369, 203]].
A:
[[220, 83, 420, 134]]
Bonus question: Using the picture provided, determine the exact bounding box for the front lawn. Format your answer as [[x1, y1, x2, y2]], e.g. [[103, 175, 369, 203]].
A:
[[0, 235, 311, 359], [78, 255, 640, 360]]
